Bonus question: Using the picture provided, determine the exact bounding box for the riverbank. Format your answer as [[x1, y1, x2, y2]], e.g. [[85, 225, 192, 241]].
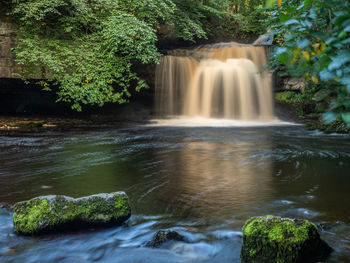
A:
[[0, 98, 347, 134], [275, 91, 350, 134], [0, 116, 125, 132], [0, 102, 152, 133]]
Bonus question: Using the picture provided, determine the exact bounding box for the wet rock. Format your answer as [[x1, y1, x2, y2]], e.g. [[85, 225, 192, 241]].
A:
[[282, 78, 306, 92], [0, 120, 45, 130], [146, 230, 186, 247], [0, 202, 13, 211], [1, 248, 17, 256], [13, 192, 131, 235], [318, 221, 344, 231], [240, 215, 332, 263], [253, 31, 274, 46]]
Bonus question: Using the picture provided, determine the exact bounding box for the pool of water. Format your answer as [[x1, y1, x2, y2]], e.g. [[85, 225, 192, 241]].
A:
[[0, 125, 349, 262]]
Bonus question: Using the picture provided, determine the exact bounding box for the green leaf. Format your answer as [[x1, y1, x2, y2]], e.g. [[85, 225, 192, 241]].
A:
[[265, 0, 275, 8], [323, 112, 337, 124], [284, 19, 299, 26], [308, 9, 317, 20], [297, 39, 309, 49], [342, 38, 350, 45], [310, 30, 328, 40], [280, 14, 291, 23], [341, 113, 350, 125], [338, 30, 347, 40], [275, 47, 290, 64], [304, 0, 312, 7], [301, 20, 312, 28], [325, 37, 337, 45], [339, 76, 350, 93], [328, 52, 350, 71], [313, 89, 332, 102], [333, 14, 350, 26], [320, 69, 335, 81]]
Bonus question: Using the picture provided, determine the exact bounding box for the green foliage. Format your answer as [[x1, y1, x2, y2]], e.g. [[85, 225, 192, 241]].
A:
[[276, 89, 350, 133], [216, 0, 268, 42], [223, 7, 268, 41], [275, 88, 317, 118], [9, 0, 229, 110], [275, 86, 324, 105], [5, 0, 293, 111], [275, 91, 310, 104], [267, 0, 350, 126]]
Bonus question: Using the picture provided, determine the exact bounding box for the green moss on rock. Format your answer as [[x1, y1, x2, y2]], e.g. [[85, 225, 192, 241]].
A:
[[240, 216, 332, 263], [13, 192, 131, 235]]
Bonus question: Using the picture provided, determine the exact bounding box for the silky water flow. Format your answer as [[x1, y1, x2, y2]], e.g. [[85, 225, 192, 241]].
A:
[[155, 43, 274, 122]]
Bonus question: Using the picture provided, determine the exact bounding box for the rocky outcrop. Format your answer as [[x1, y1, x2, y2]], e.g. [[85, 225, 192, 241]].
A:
[[240, 216, 332, 263], [146, 230, 186, 247], [281, 78, 306, 92], [0, 19, 18, 78], [13, 192, 131, 235], [253, 31, 274, 46]]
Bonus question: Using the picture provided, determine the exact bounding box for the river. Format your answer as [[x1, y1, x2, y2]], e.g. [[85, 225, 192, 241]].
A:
[[0, 125, 349, 262]]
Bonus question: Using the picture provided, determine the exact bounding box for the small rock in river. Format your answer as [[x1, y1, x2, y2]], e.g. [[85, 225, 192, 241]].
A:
[[13, 192, 131, 235], [0, 202, 14, 211], [146, 230, 187, 247], [240, 215, 332, 263], [1, 248, 17, 256], [318, 221, 343, 231]]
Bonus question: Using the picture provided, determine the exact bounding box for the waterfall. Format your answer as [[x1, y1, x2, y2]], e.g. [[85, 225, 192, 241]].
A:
[[155, 43, 275, 121]]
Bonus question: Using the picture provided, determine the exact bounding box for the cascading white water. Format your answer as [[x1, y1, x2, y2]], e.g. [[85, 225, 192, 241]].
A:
[[155, 42, 275, 122], [155, 56, 197, 116]]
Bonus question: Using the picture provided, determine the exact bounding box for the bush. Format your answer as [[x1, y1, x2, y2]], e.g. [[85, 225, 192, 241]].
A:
[[268, 0, 350, 126]]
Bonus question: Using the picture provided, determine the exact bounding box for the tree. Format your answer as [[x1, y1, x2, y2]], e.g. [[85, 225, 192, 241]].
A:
[[9, 0, 229, 111]]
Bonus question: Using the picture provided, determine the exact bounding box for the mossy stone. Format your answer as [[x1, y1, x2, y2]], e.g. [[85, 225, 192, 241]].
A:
[[240, 216, 332, 263], [13, 192, 131, 235]]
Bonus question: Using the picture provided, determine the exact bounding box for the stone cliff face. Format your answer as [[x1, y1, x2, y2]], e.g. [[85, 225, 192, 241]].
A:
[[0, 20, 18, 78]]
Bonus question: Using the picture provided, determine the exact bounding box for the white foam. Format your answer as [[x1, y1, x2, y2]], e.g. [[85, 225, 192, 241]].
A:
[[146, 117, 301, 127]]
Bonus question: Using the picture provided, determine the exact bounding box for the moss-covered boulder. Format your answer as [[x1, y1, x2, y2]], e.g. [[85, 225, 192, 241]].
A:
[[240, 216, 332, 263], [13, 192, 131, 235]]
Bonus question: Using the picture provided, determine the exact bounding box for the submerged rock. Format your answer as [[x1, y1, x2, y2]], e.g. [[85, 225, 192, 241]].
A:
[[240, 216, 332, 263], [146, 230, 186, 247], [13, 192, 131, 235]]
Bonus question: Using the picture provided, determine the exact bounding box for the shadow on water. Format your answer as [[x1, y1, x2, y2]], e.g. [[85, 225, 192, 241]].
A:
[[0, 125, 350, 262]]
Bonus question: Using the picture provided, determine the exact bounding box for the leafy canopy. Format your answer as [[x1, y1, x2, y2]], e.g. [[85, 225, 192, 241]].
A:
[[9, 0, 229, 111]]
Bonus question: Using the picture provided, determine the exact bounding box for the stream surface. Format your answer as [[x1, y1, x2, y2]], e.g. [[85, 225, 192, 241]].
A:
[[0, 125, 350, 262]]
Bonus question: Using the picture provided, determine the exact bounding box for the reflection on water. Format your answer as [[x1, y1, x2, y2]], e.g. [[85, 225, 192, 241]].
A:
[[163, 138, 273, 221], [0, 126, 350, 262]]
